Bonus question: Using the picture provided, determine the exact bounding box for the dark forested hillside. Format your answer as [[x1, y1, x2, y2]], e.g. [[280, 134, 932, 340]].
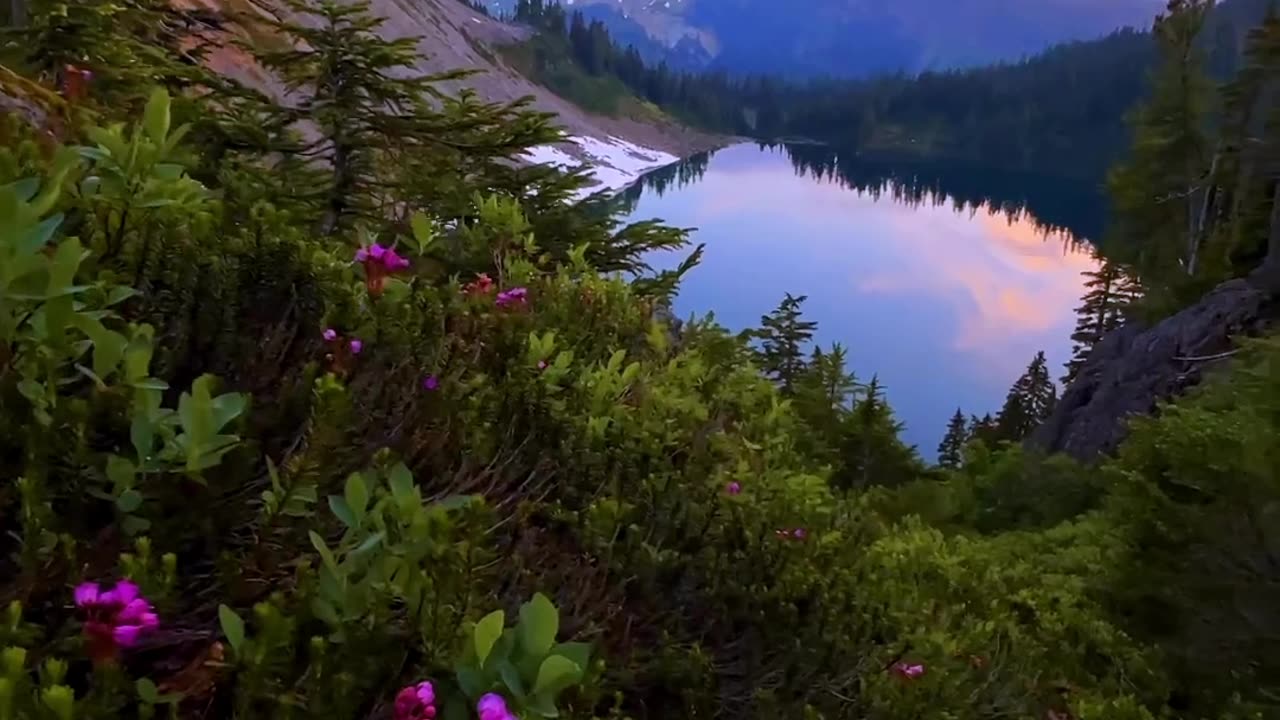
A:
[[506, 0, 1267, 182]]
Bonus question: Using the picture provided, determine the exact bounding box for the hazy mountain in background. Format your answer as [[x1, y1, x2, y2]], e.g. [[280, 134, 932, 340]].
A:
[[486, 0, 1167, 77]]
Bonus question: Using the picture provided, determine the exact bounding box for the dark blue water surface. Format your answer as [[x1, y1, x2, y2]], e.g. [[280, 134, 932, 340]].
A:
[[619, 143, 1106, 456]]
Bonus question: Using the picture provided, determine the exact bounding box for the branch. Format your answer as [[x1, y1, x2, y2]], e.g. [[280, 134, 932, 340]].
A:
[[1174, 349, 1240, 362]]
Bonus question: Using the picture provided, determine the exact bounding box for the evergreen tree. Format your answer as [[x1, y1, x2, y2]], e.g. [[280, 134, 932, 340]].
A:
[[937, 408, 969, 468], [755, 293, 817, 393], [794, 343, 861, 465], [1064, 260, 1142, 384], [252, 0, 472, 236], [996, 351, 1058, 442], [968, 413, 1001, 446], [835, 376, 921, 490], [1107, 0, 1214, 304]]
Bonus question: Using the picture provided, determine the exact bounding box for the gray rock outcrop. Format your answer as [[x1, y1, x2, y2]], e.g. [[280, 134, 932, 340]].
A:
[[1031, 276, 1278, 461]]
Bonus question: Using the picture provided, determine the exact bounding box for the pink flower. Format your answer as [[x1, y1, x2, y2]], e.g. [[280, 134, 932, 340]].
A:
[[537, 360, 547, 371], [349, 339, 363, 355], [477, 693, 515, 720], [892, 662, 926, 680], [463, 273, 494, 296], [323, 328, 338, 342], [725, 481, 741, 495], [495, 287, 528, 308], [394, 681, 437, 720], [74, 580, 159, 663], [793, 528, 807, 540], [356, 243, 410, 296], [423, 375, 439, 391]]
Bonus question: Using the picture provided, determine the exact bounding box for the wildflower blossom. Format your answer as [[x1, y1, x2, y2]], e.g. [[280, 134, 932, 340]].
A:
[[495, 287, 528, 308], [61, 65, 93, 102], [323, 328, 338, 342], [477, 693, 516, 720], [355, 243, 410, 296], [423, 375, 439, 391], [74, 580, 158, 662], [726, 481, 741, 495], [463, 273, 495, 296], [349, 339, 363, 355], [793, 528, 807, 540], [892, 662, 926, 679], [393, 681, 437, 720], [537, 360, 547, 371]]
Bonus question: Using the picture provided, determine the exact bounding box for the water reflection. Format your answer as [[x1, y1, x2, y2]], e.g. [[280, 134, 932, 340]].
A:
[[623, 143, 1102, 454]]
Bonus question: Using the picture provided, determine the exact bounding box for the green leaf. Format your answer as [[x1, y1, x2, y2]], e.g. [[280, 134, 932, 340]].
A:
[[309, 531, 338, 572], [115, 489, 143, 513], [438, 494, 476, 511], [351, 531, 385, 557], [518, 593, 559, 657], [455, 667, 485, 698], [344, 472, 369, 520], [16, 213, 63, 255], [550, 642, 592, 671], [473, 610, 505, 669], [497, 658, 526, 698], [388, 463, 415, 501], [410, 212, 435, 252], [328, 495, 356, 528], [525, 693, 560, 718], [135, 677, 159, 704], [218, 605, 245, 653], [105, 455, 136, 492], [143, 88, 172, 144], [532, 655, 582, 699]]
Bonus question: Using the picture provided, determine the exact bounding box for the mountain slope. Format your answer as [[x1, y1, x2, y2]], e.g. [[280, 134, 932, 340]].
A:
[[190, 0, 717, 192]]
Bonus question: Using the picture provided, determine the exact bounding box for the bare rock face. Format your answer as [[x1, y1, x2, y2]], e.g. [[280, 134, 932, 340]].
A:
[[1031, 277, 1279, 461]]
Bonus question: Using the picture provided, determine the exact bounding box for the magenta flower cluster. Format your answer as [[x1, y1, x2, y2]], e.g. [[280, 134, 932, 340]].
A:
[[355, 244, 410, 296], [495, 287, 528, 308], [775, 528, 807, 540], [725, 481, 741, 495], [893, 662, 926, 679], [477, 693, 517, 720], [355, 243, 410, 270], [75, 580, 159, 660], [394, 681, 437, 720]]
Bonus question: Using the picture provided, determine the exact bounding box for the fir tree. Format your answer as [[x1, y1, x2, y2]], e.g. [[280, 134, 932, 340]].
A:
[[968, 413, 1001, 446], [794, 343, 861, 465], [1064, 260, 1142, 384], [251, 0, 474, 236], [755, 293, 818, 393], [996, 351, 1058, 442], [937, 408, 969, 468], [1107, 0, 1214, 302], [834, 376, 921, 490]]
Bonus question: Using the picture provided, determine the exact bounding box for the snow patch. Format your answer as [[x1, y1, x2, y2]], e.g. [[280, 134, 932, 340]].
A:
[[522, 135, 678, 201]]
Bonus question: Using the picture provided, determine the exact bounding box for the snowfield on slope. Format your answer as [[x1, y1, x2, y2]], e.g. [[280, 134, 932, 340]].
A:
[[523, 135, 679, 199]]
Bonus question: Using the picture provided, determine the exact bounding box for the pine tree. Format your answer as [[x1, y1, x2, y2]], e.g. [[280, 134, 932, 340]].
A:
[[755, 293, 818, 393], [996, 351, 1058, 442], [251, 0, 473, 236], [835, 376, 920, 490], [794, 343, 861, 464], [1107, 0, 1213, 302], [968, 413, 1001, 446], [937, 408, 969, 468], [1063, 260, 1142, 384]]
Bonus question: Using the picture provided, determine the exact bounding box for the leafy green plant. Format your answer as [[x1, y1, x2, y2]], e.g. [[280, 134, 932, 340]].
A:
[[455, 593, 592, 718]]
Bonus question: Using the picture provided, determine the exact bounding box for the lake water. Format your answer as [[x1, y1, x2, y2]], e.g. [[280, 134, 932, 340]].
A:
[[618, 143, 1106, 456]]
